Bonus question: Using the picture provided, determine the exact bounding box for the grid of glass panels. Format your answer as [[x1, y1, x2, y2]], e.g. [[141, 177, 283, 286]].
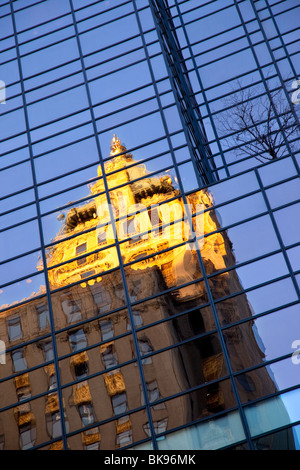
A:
[[0, 0, 299, 451], [164, 0, 300, 179]]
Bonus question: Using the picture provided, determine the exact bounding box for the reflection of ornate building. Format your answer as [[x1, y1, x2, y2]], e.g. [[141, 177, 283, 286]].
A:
[[0, 137, 286, 450]]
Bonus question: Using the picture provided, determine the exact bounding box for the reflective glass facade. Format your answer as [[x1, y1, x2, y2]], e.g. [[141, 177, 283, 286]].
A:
[[0, 0, 299, 451]]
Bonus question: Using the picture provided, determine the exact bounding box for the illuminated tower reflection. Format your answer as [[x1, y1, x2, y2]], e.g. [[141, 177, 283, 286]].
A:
[[0, 136, 294, 450]]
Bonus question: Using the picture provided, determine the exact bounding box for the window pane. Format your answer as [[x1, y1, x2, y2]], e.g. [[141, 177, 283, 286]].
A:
[[158, 410, 246, 450], [274, 202, 300, 246], [0, 363, 56, 411], [39, 175, 101, 215], [0, 220, 41, 262], [21, 37, 78, 79], [223, 304, 300, 372], [135, 305, 215, 338], [0, 250, 42, 285], [37, 162, 99, 200], [245, 389, 300, 437], [203, 215, 280, 278], [0, 393, 65, 449], [34, 137, 99, 183], [51, 269, 125, 330], [66, 408, 148, 450], [0, 273, 46, 313], [287, 245, 300, 272], [1, 202, 37, 231], [124, 242, 203, 302], [236, 357, 300, 404], [1, 109, 26, 140], [62, 362, 142, 433], [215, 277, 298, 326], [208, 192, 267, 227], [208, 171, 259, 206], [152, 379, 236, 434], [252, 424, 300, 450], [79, 14, 139, 56], [131, 279, 208, 328], [0, 148, 30, 170], [14, 0, 71, 32], [28, 85, 89, 129], [19, 24, 75, 56], [0, 162, 33, 198], [266, 178, 300, 209], [258, 157, 297, 186], [142, 334, 227, 397]]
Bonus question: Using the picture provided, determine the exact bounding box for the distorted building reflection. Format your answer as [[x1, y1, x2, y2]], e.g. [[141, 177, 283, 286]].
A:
[[0, 136, 295, 450]]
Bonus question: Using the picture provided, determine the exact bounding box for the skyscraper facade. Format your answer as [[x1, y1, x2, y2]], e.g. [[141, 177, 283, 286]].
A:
[[0, 0, 299, 451]]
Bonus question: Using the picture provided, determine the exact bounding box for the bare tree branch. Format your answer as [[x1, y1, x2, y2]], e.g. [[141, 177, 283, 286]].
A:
[[218, 80, 299, 163]]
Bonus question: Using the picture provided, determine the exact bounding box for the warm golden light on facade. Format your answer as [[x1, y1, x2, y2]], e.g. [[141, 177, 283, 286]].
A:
[[0, 137, 286, 450], [45, 135, 227, 295]]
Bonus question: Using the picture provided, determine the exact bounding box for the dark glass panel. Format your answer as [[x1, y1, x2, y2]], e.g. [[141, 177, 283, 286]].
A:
[[253, 425, 300, 450], [131, 279, 209, 328], [151, 379, 236, 436], [134, 304, 215, 339], [142, 334, 227, 399]]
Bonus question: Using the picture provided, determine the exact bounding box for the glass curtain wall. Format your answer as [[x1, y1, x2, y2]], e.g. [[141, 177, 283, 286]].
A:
[[0, 0, 299, 450]]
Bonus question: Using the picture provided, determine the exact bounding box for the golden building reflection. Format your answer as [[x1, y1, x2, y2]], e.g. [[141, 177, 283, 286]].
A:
[[0, 136, 292, 450]]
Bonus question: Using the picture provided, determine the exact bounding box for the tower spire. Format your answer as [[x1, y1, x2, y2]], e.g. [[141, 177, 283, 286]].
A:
[[110, 134, 127, 157]]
